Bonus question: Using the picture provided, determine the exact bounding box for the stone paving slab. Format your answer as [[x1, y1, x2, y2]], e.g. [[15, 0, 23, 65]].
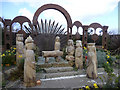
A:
[[12, 71, 107, 89], [36, 68, 103, 79], [42, 80, 63, 88], [3, 68, 119, 89], [44, 67, 73, 73], [36, 69, 85, 79], [44, 71, 82, 78], [32, 72, 107, 89], [37, 57, 68, 64]]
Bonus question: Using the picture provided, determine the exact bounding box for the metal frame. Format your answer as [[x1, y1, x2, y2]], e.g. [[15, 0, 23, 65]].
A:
[[33, 4, 72, 40]]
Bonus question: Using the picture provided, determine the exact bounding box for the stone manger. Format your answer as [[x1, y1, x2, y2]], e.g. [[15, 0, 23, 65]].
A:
[[15, 34, 99, 87], [42, 51, 63, 63]]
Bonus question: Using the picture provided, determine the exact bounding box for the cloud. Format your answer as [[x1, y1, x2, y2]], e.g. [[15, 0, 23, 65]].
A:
[[18, 8, 33, 21], [25, 0, 119, 21], [4, 0, 119, 33], [4, 0, 119, 22], [25, 0, 119, 33], [18, 8, 67, 29], [38, 10, 67, 28]]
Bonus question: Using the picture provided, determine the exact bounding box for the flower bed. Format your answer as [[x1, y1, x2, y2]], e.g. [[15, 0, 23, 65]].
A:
[[1, 47, 16, 67]]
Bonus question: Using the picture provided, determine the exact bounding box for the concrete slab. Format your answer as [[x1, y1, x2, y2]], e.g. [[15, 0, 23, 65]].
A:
[[44, 67, 73, 73], [4, 68, 119, 89], [44, 71, 84, 78], [43, 80, 64, 88]]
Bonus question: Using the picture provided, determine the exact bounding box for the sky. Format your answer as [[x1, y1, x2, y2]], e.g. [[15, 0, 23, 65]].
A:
[[0, 0, 119, 34]]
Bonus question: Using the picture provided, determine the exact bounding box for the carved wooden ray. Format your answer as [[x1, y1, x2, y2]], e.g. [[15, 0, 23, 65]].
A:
[[52, 22, 58, 34], [35, 21, 39, 34], [55, 25, 62, 34], [37, 21, 41, 33], [34, 19, 65, 35], [22, 19, 68, 53], [48, 19, 51, 33], [59, 28, 65, 34], [41, 19, 44, 34], [24, 25, 31, 33], [50, 20, 55, 34], [45, 19, 47, 33]]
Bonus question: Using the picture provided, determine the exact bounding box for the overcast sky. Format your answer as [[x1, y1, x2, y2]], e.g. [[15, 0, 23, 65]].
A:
[[0, 0, 119, 34]]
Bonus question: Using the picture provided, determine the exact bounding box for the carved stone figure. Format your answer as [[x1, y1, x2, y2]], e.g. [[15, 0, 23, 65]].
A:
[[54, 36, 60, 51], [75, 40, 83, 69], [16, 34, 24, 66], [66, 39, 75, 61], [86, 43, 98, 79], [24, 36, 36, 87], [54, 36, 61, 61]]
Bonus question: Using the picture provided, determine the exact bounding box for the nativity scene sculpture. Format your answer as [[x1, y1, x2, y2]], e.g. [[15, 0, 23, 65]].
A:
[[24, 36, 36, 87], [54, 36, 60, 51], [75, 40, 83, 69], [16, 34, 25, 67], [66, 39, 75, 61], [86, 43, 98, 79]]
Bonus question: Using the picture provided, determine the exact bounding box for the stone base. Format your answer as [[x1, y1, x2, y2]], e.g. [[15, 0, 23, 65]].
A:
[[24, 81, 36, 87], [66, 55, 74, 61], [37, 57, 71, 68], [86, 73, 98, 79]]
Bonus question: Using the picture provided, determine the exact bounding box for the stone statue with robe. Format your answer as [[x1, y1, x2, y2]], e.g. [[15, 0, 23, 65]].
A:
[[24, 36, 36, 87], [86, 43, 98, 79]]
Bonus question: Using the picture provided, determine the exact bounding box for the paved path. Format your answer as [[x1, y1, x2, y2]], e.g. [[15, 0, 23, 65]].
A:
[[4, 68, 119, 89], [32, 73, 106, 89]]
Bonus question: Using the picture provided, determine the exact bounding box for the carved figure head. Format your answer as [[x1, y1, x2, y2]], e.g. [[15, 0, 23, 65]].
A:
[[68, 39, 74, 46], [76, 40, 82, 47], [25, 35, 34, 50], [87, 43, 96, 52], [16, 34, 23, 42], [55, 36, 60, 42]]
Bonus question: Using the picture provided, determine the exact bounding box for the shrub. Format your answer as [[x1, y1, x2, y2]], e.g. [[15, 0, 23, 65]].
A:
[[103, 62, 113, 73], [116, 55, 120, 59], [108, 35, 120, 55], [18, 58, 24, 70], [1, 47, 16, 66], [34, 45, 40, 62], [105, 50, 116, 66], [97, 49, 116, 68], [99, 61, 120, 88], [62, 47, 67, 60], [108, 35, 120, 50], [97, 50, 106, 68], [83, 46, 88, 57]]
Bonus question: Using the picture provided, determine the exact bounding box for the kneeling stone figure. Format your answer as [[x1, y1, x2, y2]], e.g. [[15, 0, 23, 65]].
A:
[[75, 40, 83, 69]]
